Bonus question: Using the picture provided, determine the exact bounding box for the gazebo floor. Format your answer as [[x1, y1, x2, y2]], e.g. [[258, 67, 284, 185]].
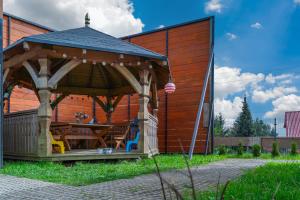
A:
[[4, 150, 147, 161]]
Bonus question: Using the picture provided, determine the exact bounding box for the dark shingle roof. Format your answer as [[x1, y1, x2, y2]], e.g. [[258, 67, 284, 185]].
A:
[[5, 26, 167, 60]]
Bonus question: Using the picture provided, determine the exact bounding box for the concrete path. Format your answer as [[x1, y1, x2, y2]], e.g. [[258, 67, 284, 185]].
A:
[[0, 159, 275, 199]]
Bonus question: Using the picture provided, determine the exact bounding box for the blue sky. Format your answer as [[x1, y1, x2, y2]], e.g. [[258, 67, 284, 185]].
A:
[[132, 0, 300, 134], [4, 0, 300, 134]]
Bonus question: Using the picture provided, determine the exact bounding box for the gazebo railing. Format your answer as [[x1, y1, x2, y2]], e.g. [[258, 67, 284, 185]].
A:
[[148, 113, 159, 154], [4, 109, 39, 156]]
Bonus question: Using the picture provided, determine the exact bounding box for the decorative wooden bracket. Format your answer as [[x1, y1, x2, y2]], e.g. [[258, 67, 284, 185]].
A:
[[50, 94, 68, 110], [112, 64, 142, 94], [48, 60, 82, 88], [23, 61, 40, 88]]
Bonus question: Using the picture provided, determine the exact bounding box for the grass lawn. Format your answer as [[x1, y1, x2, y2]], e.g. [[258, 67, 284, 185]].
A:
[[227, 153, 300, 160], [0, 154, 226, 186], [192, 162, 300, 200]]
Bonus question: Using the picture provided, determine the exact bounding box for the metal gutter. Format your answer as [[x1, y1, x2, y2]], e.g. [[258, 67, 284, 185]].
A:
[[121, 16, 213, 39]]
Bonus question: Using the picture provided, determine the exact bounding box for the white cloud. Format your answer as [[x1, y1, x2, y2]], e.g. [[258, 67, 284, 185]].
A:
[[295, 0, 300, 5], [251, 22, 263, 29], [205, 0, 222, 13], [4, 0, 144, 37], [156, 25, 165, 29], [226, 33, 237, 41], [252, 86, 297, 103], [265, 94, 300, 119], [215, 97, 243, 127], [215, 66, 265, 98], [265, 73, 297, 84]]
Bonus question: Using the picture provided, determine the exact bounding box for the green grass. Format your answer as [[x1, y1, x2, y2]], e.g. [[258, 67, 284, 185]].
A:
[[0, 154, 225, 186], [227, 152, 300, 160], [193, 162, 300, 200]]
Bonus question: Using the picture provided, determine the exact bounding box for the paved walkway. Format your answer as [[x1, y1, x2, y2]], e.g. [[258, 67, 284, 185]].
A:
[[0, 159, 271, 199]]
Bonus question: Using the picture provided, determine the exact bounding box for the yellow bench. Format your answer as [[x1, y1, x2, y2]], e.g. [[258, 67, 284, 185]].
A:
[[49, 132, 65, 154]]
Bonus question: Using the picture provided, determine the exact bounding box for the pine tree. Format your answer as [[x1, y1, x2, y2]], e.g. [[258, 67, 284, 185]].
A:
[[233, 96, 254, 136], [252, 118, 272, 136], [214, 113, 225, 136]]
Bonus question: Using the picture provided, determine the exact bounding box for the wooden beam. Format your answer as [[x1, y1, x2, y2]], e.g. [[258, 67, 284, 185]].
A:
[[50, 94, 68, 110], [3, 68, 10, 84], [97, 64, 110, 88], [112, 64, 142, 94], [54, 85, 135, 96], [4, 47, 41, 69], [103, 64, 122, 86], [87, 64, 94, 88], [23, 61, 40, 88], [93, 96, 107, 111], [113, 95, 124, 109], [151, 82, 158, 109], [55, 86, 109, 96], [48, 60, 81, 88]]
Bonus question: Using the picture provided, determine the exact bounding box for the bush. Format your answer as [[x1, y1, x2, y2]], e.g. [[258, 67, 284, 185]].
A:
[[271, 142, 280, 157], [291, 143, 298, 155], [237, 142, 244, 156], [252, 144, 261, 157], [218, 145, 226, 155]]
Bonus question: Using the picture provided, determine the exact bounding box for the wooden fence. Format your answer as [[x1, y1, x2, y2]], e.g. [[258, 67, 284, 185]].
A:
[[4, 109, 39, 156], [215, 136, 300, 152], [148, 113, 158, 154]]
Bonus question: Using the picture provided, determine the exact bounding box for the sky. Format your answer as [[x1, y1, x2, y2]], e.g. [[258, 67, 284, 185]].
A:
[[4, 0, 300, 135]]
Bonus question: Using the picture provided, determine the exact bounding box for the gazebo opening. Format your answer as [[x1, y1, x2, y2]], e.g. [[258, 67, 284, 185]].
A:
[[2, 16, 170, 161]]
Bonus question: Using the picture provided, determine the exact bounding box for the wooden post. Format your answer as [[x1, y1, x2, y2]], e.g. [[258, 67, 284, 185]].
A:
[[138, 69, 151, 154], [37, 58, 52, 156], [0, 0, 3, 168]]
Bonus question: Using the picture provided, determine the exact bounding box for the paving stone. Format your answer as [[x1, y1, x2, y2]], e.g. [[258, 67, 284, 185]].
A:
[[0, 159, 278, 199]]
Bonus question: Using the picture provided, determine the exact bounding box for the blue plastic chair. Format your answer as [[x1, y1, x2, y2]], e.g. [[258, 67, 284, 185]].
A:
[[126, 130, 140, 152]]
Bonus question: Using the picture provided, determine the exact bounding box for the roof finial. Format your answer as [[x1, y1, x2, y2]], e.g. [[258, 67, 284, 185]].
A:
[[85, 13, 90, 27]]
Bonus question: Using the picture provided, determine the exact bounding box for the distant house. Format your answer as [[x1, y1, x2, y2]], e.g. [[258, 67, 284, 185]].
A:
[[284, 111, 300, 137]]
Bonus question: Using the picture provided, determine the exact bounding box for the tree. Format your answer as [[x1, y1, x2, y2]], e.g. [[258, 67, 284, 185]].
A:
[[214, 113, 226, 136], [252, 118, 272, 136], [271, 127, 278, 137], [232, 96, 254, 136]]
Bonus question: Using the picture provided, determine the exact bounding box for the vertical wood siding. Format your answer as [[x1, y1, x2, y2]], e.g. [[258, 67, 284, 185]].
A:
[[3, 109, 38, 156]]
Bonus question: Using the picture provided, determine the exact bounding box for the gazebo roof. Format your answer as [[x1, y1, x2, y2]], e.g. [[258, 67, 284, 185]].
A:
[[3, 24, 170, 98], [5, 26, 167, 61]]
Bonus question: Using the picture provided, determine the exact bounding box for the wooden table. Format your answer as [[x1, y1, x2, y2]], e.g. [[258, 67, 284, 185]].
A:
[[50, 122, 113, 151]]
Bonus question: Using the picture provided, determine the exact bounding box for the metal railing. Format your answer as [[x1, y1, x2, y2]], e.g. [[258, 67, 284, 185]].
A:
[[148, 113, 159, 154]]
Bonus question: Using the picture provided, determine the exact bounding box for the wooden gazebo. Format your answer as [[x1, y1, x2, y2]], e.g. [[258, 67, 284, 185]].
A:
[[2, 17, 170, 160]]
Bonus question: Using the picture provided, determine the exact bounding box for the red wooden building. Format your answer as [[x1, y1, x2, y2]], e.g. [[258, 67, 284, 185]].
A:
[[3, 12, 214, 154], [284, 111, 300, 137]]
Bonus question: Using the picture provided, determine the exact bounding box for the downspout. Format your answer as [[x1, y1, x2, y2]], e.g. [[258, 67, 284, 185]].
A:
[[164, 30, 169, 153], [128, 38, 132, 122], [7, 16, 11, 113], [210, 17, 215, 154], [205, 16, 215, 155]]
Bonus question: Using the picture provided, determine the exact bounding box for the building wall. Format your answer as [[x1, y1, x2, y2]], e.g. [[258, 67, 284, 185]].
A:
[[3, 14, 213, 153], [120, 19, 213, 153]]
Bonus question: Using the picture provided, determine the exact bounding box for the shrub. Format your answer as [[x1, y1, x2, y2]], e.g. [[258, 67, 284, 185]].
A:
[[237, 142, 244, 156], [252, 144, 261, 157], [218, 145, 226, 155], [271, 142, 280, 157], [291, 143, 298, 155]]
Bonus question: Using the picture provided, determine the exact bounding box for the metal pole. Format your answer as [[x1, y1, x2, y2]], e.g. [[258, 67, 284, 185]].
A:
[[0, 0, 4, 168], [274, 118, 277, 139]]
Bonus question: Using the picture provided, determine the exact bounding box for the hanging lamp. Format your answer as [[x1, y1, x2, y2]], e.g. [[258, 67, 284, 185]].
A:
[[164, 59, 176, 94]]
